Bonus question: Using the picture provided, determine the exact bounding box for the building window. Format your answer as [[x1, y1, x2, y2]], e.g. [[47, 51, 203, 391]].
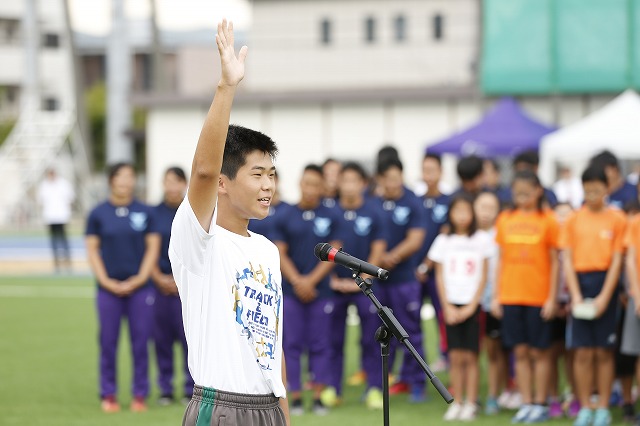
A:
[[43, 33, 60, 48], [432, 14, 444, 40], [394, 15, 406, 42], [365, 16, 376, 43], [320, 18, 331, 45], [43, 97, 59, 111]]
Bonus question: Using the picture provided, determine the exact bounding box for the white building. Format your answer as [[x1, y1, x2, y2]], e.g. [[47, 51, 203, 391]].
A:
[[0, 0, 80, 227], [0, 0, 75, 119], [141, 0, 615, 203]]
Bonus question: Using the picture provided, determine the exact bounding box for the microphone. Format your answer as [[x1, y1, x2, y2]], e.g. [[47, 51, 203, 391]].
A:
[[314, 243, 389, 280]]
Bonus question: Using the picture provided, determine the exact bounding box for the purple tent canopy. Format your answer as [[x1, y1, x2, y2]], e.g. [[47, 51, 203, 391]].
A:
[[426, 98, 556, 157]]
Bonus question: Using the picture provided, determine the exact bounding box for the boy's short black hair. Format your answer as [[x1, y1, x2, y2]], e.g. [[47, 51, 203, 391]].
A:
[[581, 164, 608, 185], [423, 153, 442, 166], [513, 150, 539, 167], [165, 166, 187, 182], [107, 162, 135, 184], [589, 150, 619, 171], [485, 158, 500, 172], [341, 161, 368, 180], [303, 164, 324, 176], [377, 145, 400, 165], [322, 158, 340, 168], [221, 125, 278, 180], [456, 155, 483, 182], [377, 158, 403, 176]]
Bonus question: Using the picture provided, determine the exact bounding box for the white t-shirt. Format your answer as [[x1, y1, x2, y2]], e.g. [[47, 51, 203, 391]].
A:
[[168, 198, 286, 398], [37, 177, 75, 224], [428, 231, 493, 305]]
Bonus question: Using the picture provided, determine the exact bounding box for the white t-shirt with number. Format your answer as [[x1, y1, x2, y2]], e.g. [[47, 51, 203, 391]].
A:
[[428, 231, 493, 305], [169, 197, 286, 398]]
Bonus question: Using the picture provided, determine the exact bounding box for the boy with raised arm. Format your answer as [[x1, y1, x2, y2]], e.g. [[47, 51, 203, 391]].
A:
[[168, 20, 290, 426]]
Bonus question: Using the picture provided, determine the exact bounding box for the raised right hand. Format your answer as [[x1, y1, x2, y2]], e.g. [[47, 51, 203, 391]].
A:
[[216, 19, 248, 87]]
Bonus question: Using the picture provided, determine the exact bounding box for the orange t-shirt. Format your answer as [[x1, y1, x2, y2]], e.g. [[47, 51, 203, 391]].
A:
[[496, 209, 559, 306], [625, 215, 640, 270], [560, 206, 626, 272]]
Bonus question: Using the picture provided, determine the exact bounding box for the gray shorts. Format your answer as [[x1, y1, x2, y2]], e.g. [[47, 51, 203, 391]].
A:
[[183, 385, 286, 426], [621, 298, 640, 356]]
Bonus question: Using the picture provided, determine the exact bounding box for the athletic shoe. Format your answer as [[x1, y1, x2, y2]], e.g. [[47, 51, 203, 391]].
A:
[[365, 387, 384, 410], [100, 395, 120, 413], [498, 391, 513, 408], [485, 397, 500, 415], [409, 386, 427, 404], [512, 404, 533, 423], [507, 392, 524, 410], [319, 387, 339, 408], [389, 381, 410, 395], [290, 399, 304, 416], [130, 397, 147, 413], [592, 408, 611, 426], [458, 401, 478, 421], [549, 400, 564, 418], [347, 370, 367, 386], [158, 394, 174, 406], [610, 389, 623, 408], [573, 408, 594, 426], [312, 399, 328, 416], [443, 402, 463, 421], [623, 403, 636, 423], [567, 399, 581, 418], [525, 404, 549, 423]]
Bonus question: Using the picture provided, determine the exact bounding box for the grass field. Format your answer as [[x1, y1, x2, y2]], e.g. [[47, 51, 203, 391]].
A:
[[0, 275, 593, 426]]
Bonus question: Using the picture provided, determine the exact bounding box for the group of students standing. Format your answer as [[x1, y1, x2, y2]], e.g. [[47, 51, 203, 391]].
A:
[[84, 148, 640, 426], [85, 163, 193, 413]]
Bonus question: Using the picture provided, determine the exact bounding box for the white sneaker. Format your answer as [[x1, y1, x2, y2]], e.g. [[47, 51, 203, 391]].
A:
[[498, 391, 513, 408], [458, 402, 478, 421], [512, 404, 533, 423], [444, 402, 463, 421], [506, 392, 524, 410]]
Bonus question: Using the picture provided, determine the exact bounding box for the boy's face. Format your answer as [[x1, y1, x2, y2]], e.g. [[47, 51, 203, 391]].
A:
[[583, 180, 607, 209], [221, 150, 275, 220], [554, 204, 573, 225], [380, 166, 404, 197], [323, 161, 341, 195], [339, 169, 365, 200], [299, 170, 324, 206], [422, 158, 441, 189], [164, 172, 187, 204]]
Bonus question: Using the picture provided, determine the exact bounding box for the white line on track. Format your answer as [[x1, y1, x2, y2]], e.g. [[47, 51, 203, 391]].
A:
[[0, 285, 94, 298]]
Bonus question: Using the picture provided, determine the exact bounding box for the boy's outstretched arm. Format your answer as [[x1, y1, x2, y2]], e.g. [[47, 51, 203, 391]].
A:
[[188, 19, 248, 231]]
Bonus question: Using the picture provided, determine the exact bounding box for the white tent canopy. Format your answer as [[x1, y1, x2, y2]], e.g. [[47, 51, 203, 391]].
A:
[[539, 89, 640, 185]]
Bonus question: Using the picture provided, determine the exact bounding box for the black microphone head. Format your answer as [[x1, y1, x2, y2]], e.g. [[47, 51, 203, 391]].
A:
[[314, 243, 332, 261]]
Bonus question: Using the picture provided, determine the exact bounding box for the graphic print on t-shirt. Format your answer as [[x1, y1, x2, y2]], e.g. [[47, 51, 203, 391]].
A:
[[232, 261, 282, 372]]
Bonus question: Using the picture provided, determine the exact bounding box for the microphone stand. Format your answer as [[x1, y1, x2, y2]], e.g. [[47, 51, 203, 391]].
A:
[[352, 272, 453, 426]]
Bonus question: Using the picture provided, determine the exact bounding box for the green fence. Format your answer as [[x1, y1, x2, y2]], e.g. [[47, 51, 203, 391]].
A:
[[481, 0, 640, 94]]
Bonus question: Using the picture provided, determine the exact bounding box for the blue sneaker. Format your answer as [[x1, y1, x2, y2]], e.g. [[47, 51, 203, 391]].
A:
[[409, 386, 427, 403], [485, 397, 500, 415], [592, 409, 611, 426], [574, 408, 594, 426], [525, 405, 549, 423], [512, 405, 533, 424]]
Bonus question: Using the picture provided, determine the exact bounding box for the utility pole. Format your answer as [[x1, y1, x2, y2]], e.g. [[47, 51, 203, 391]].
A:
[[106, 0, 133, 164], [22, 0, 39, 116]]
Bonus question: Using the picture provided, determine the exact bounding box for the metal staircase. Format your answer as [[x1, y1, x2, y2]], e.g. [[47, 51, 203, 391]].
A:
[[0, 109, 81, 226]]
